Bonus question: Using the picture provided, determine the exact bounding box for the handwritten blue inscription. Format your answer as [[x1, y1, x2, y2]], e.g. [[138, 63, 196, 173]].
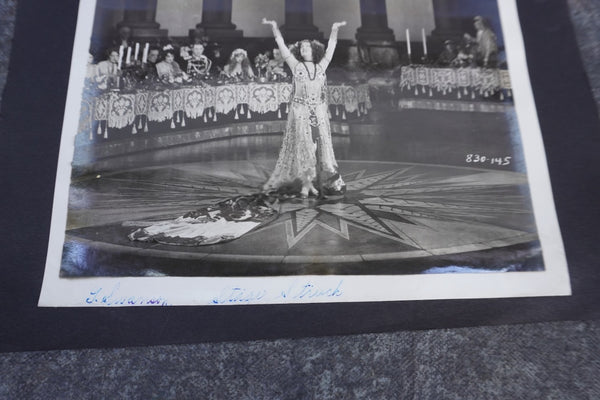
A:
[[211, 279, 344, 305], [211, 287, 268, 305], [85, 283, 168, 306], [279, 280, 344, 300]]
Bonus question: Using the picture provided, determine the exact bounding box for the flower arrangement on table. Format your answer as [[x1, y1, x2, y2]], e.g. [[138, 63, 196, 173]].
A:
[[254, 53, 269, 82]]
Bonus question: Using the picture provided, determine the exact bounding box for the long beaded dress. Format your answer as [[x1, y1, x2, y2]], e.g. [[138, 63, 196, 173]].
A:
[[129, 36, 346, 246], [263, 44, 345, 195]]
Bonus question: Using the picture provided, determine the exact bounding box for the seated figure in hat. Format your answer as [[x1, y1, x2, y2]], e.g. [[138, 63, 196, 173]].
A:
[[181, 43, 212, 77], [464, 16, 498, 68]]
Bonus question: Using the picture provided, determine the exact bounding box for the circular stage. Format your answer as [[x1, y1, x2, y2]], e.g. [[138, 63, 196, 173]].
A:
[[62, 159, 542, 276]]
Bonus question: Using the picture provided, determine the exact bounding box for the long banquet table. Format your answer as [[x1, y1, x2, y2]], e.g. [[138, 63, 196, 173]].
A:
[[398, 65, 512, 99], [81, 82, 372, 139]]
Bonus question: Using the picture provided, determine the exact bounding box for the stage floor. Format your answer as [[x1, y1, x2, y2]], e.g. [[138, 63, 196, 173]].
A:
[[62, 158, 542, 277]]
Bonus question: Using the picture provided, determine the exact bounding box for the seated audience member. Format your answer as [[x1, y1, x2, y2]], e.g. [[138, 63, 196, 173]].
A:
[[147, 47, 160, 65], [436, 40, 458, 66], [156, 47, 189, 83], [130, 47, 160, 82], [142, 47, 160, 79], [85, 53, 97, 79], [113, 26, 133, 49], [207, 42, 224, 69], [96, 48, 119, 77], [451, 43, 475, 67], [267, 48, 288, 80], [95, 49, 121, 89], [442, 37, 475, 68], [464, 16, 498, 67], [222, 48, 255, 80], [95, 48, 120, 88], [180, 43, 212, 77]]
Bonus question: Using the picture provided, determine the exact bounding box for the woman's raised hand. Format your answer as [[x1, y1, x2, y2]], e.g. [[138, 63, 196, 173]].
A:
[[332, 21, 347, 30], [262, 18, 277, 27]]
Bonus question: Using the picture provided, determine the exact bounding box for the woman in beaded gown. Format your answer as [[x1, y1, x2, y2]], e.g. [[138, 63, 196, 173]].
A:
[[262, 18, 347, 198], [129, 20, 347, 246]]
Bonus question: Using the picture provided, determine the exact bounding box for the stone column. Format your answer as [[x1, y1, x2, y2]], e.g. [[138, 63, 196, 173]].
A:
[[430, 0, 474, 42], [118, 0, 167, 38], [281, 0, 323, 41], [355, 0, 398, 67], [196, 0, 243, 39], [355, 0, 395, 42]]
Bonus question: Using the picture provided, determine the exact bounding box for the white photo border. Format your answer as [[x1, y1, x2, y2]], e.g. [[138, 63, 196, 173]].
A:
[[38, 0, 571, 307]]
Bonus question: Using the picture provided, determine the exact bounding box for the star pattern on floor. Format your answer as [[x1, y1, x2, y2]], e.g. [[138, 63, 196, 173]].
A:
[[275, 166, 536, 250], [68, 160, 538, 257]]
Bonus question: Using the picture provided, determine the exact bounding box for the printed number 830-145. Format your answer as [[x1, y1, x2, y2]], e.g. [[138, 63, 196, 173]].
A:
[[466, 154, 512, 165]]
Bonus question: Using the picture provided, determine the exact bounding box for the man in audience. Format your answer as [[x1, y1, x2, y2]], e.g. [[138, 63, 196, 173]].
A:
[[114, 26, 133, 49], [95, 48, 120, 88], [464, 16, 498, 67], [181, 43, 212, 77], [436, 40, 458, 66], [140, 47, 160, 80], [96, 48, 119, 77], [147, 48, 160, 65]]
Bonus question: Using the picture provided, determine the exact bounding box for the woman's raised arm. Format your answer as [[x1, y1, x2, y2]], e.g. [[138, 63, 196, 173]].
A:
[[321, 21, 346, 69], [262, 18, 297, 69]]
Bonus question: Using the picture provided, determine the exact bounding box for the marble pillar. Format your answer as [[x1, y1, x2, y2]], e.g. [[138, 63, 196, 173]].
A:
[[355, 0, 398, 67], [281, 0, 323, 41], [118, 0, 167, 38], [355, 0, 395, 42], [196, 0, 243, 40], [430, 0, 474, 42]]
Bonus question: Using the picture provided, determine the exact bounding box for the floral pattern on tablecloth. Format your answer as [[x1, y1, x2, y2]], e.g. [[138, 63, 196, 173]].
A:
[[87, 82, 372, 137], [343, 86, 359, 113], [278, 83, 292, 103], [430, 68, 457, 93], [416, 66, 430, 87], [248, 85, 279, 114], [215, 85, 237, 115], [400, 66, 416, 89], [184, 88, 207, 119], [172, 89, 185, 113], [400, 66, 511, 95], [147, 92, 173, 122], [134, 92, 149, 116], [108, 93, 135, 129], [79, 97, 93, 136], [94, 96, 109, 121]]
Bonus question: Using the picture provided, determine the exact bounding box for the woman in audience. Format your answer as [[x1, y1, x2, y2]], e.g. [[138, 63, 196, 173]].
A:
[[222, 48, 255, 80], [155, 47, 188, 83]]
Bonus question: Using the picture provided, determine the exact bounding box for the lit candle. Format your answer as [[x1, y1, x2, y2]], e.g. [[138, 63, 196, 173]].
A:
[[134, 42, 140, 61], [142, 43, 149, 64], [126, 46, 132, 64], [117, 45, 124, 69], [422, 28, 427, 56], [406, 29, 411, 56]]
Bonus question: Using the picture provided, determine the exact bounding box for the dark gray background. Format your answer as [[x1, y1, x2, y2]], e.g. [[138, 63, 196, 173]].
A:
[[1, 0, 599, 398]]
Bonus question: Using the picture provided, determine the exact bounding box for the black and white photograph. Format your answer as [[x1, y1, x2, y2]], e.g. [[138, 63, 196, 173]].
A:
[[39, 0, 570, 306]]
